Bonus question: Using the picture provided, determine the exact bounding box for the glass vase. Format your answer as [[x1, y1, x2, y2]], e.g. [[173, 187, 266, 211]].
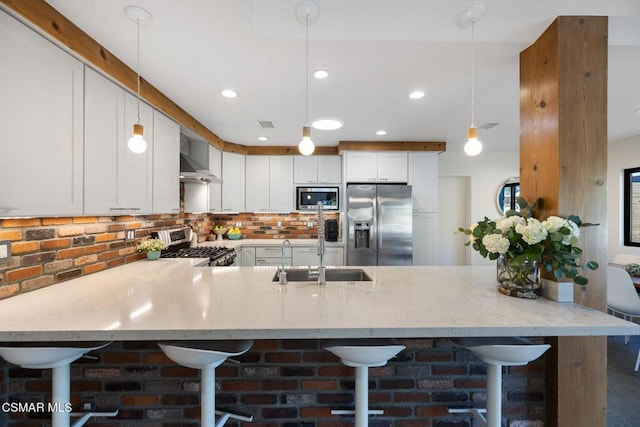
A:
[[496, 255, 540, 299]]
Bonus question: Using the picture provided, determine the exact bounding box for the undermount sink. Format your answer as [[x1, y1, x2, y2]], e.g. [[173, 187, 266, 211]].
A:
[[272, 268, 372, 282]]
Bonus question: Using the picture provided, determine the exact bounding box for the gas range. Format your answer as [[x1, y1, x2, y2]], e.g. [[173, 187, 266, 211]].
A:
[[160, 245, 237, 266], [152, 227, 237, 266]]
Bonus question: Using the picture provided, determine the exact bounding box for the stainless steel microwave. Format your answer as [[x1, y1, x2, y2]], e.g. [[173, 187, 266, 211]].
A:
[[296, 187, 339, 211]]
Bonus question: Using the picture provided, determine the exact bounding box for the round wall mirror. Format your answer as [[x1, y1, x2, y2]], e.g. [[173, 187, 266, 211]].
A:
[[496, 177, 520, 215]]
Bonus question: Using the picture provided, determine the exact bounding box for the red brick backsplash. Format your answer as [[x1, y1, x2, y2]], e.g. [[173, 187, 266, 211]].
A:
[[0, 209, 338, 300], [1, 339, 547, 426]]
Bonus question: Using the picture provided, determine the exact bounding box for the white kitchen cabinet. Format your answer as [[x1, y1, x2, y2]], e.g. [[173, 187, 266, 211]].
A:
[[208, 146, 222, 212], [377, 152, 408, 182], [222, 152, 245, 212], [294, 155, 342, 184], [152, 111, 180, 213], [245, 156, 270, 212], [269, 156, 294, 212], [0, 10, 84, 217], [84, 67, 153, 215], [255, 246, 291, 266], [345, 152, 378, 182], [292, 246, 344, 266], [413, 212, 437, 265], [345, 152, 407, 183], [408, 152, 438, 213], [237, 246, 256, 266], [245, 156, 293, 212]]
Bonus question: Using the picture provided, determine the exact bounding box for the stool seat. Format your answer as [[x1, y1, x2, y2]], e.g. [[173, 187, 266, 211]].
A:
[[449, 337, 550, 427], [324, 339, 406, 367], [158, 340, 253, 427], [324, 339, 405, 427], [0, 341, 111, 369], [0, 342, 115, 427], [158, 340, 253, 369], [451, 337, 550, 366]]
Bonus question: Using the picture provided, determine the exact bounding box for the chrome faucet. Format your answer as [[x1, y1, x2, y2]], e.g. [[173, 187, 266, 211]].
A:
[[279, 239, 291, 285], [316, 202, 326, 285]]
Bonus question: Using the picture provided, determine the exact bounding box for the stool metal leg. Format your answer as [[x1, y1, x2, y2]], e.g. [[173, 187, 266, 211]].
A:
[[485, 364, 502, 427], [355, 366, 368, 427], [201, 366, 216, 427], [52, 364, 71, 427]]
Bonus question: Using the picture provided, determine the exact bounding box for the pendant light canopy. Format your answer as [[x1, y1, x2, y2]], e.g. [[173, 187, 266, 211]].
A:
[[125, 6, 152, 154], [458, 3, 486, 157], [296, 0, 319, 156]]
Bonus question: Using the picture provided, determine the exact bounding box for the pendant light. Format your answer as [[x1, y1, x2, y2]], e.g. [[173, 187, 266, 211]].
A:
[[458, 3, 486, 157], [125, 6, 152, 154], [296, 0, 319, 156]]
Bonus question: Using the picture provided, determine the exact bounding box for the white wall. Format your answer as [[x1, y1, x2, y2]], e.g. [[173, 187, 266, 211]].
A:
[[608, 134, 640, 262], [438, 151, 519, 265]]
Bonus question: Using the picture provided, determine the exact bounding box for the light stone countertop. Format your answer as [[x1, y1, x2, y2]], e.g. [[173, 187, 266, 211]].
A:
[[0, 261, 637, 341]]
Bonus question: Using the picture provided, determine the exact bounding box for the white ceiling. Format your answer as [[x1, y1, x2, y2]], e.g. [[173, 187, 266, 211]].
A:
[[44, 0, 640, 153]]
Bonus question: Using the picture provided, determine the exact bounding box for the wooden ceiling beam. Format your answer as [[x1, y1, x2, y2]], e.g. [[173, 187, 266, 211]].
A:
[[337, 141, 446, 154]]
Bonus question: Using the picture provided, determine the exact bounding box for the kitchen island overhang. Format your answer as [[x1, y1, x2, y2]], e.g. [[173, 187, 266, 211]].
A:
[[0, 261, 636, 341]]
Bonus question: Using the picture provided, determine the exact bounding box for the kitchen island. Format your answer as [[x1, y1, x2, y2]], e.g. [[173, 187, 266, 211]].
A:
[[0, 260, 636, 341]]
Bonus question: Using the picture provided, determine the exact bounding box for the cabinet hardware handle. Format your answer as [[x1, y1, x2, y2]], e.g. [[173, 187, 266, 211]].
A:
[[0, 207, 17, 212], [110, 207, 141, 211]]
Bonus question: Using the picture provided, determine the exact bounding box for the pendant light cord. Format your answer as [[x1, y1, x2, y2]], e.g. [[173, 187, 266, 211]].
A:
[[135, 18, 141, 124], [304, 14, 309, 125], [470, 20, 475, 127]]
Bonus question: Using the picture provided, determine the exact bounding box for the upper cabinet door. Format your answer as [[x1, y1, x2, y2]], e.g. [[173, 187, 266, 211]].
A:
[[317, 156, 342, 184], [152, 111, 180, 213], [0, 10, 84, 217], [208, 146, 222, 212], [84, 67, 153, 215], [377, 152, 408, 182], [222, 152, 245, 212], [345, 152, 378, 182], [245, 156, 270, 212], [408, 152, 438, 212], [293, 156, 318, 184], [269, 156, 294, 212]]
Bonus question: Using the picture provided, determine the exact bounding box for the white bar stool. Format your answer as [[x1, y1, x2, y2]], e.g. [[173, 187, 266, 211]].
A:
[[0, 342, 117, 427], [158, 340, 253, 427], [323, 339, 405, 427], [448, 337, 550, 427]]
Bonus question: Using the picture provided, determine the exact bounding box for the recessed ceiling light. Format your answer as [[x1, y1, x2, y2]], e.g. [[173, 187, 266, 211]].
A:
[[409, 90, 425, 99], [635, 107, 640, 115], [258, 136, 269, 141], [220, 89, 238, 98], [312, 118, 344, 130], [313, 69, 329, 79], [376, 130, 387, 136]]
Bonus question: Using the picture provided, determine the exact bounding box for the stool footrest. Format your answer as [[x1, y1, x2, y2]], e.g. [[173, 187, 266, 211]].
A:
[[448, 407, 487, 426], [70, 409, 119, 427], [331, 409, 384, 416], [215, 406, 253, 422]]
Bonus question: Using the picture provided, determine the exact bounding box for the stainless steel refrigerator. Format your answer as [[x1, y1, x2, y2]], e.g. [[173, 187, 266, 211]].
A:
[[346, 184, 413, 266]]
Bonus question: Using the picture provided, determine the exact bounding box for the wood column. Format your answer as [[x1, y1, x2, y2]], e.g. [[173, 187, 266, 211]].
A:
[[520, 16, 608, 427]]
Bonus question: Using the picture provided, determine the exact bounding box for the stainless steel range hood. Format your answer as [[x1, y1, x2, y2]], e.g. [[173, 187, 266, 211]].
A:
[[179, 135, 222, 184], [179, 153, 221, 184]]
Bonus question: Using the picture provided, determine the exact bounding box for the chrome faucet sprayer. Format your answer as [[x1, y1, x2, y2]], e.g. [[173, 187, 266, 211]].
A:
[[317, 201, 326, 285], [279, 239, 291, 285]]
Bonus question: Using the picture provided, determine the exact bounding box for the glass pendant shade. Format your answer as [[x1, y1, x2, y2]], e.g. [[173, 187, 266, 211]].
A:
[[298, 125, 315, 156], [128, 123, 147, 154], [464, 126, 482, 156]]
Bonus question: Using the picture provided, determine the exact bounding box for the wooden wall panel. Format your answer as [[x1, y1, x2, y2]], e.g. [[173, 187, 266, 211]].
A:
[[520, 16, 608, 427]]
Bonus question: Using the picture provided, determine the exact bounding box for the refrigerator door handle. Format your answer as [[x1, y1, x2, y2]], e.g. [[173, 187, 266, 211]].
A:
[[372, 191, 378, 260]]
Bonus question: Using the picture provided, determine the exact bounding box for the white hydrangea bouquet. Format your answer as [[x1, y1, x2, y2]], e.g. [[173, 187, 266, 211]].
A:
[[459, 198, 598, 290]]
